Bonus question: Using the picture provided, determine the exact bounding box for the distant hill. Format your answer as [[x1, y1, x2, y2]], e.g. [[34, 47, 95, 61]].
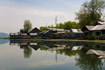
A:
[[0, 33, 9, 38]]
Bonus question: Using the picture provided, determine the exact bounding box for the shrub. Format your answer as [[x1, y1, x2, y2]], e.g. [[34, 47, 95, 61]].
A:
[[88, 35, 96, 40]]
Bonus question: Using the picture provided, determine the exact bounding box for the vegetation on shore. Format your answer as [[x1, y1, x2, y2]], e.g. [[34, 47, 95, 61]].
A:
[[0, 37, 9, 39], [1, 38, 105, 43], [40, 0, 105, 31]]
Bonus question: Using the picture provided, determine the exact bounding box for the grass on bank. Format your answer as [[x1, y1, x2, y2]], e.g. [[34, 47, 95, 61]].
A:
[[0, 37, 105, 43]]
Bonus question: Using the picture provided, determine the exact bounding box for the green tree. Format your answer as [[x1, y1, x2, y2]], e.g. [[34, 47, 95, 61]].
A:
[[24, 20, 32, 32], [48, 25, 55, 28], [40, 27, 47, 32], [40, 21, 80, 30], [59, 21, 80, 29], [76, 0, 105, 28], [58, 23, 64, 29]]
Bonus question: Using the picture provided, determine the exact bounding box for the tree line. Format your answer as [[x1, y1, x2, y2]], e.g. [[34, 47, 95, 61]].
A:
[[23, 0, 105, 32], [40, 0, 105, 32], [40, 21, 80, 32]]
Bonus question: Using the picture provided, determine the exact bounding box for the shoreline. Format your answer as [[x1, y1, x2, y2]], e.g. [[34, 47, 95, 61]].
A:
[[0, 38, 105, 43]]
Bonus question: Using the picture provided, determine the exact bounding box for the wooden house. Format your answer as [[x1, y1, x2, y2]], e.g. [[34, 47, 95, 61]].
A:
[[29, 27, 40, 38], [10, 28, 40, 39], [9, 33, 30, 39], [91, 25, 105, 39], [53, 32, 66, 39], [67, 29, 83, 39], [40, 30, 54, 39], [82, 26, 95, 39], [48, 28, 66, 39], [82, 21, 105, 39], [94, 21, 105, 25], [40, 28, 67, 39]]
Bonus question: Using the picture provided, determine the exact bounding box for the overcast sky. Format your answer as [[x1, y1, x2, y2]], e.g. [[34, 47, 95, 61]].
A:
[[0, 0, 90, 33]]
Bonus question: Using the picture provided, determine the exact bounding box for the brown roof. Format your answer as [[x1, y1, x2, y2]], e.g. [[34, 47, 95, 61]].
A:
[[29, 28, 40, 33]]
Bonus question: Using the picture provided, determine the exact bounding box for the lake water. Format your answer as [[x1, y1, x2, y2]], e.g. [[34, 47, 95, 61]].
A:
[[0, 40, 105, 70]]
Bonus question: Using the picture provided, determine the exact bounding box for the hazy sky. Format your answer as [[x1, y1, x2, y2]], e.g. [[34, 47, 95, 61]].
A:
[[0, 0, 90, 33]]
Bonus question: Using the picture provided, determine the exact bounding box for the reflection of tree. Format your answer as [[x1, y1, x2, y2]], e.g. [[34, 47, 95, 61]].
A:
[[75, 52, 103, 70], [56, 49, 81, 57], [40, 46, 47, 50], [20, 45, 32, 59]]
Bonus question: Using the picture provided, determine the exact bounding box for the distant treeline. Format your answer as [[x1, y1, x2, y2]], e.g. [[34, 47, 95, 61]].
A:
[[40, 21, 80, 32], [40, 0, 105, 32]]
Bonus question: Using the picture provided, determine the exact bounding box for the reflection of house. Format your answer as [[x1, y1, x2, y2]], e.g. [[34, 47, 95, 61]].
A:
[[86, 49, 105, 58], [72, 46, 83, 50], [29, 43, 40, 50]]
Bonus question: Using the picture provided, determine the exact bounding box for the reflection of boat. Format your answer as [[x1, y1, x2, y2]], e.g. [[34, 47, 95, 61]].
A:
[[87, 49, 105, 59]]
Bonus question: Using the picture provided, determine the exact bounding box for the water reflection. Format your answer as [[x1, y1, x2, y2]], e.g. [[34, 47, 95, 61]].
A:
[[9, 40, 105, 70], [0, 40, 9, 44]]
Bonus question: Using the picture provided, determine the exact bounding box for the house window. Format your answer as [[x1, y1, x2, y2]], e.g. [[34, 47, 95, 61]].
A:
[[102, 31, 105, 34], [96, 32, 100, 36], [85, 32, 88, 35]]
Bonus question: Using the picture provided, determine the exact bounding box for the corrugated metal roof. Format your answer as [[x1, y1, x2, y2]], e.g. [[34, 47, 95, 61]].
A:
[[92, 25, 105, 31], [86, 26, 95, 30], [43, 30, 50, 34], [54, 32, 65, 34], [47, 28, 65, 32], [78, 29, 83, 33], [72, 29, 78, 32], [98, 21, 105, 25], [71, 29, 83, 33], [87, 49, 105, 56], [29, 28, 40, 33]]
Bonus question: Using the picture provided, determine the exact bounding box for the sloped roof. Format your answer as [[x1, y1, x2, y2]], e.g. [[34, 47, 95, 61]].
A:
[[29, 28, 40, 33], [71, 29, 83, 33], [86, 49, 105, 56], [92, 25, 105, 31], [47, 28, 65, 32], [43, 30, 50, 34], [40, 30, 51, 34], [85, 26, 95, 31], [30, 45, 40, 50], [97, 21, 105, 25]]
